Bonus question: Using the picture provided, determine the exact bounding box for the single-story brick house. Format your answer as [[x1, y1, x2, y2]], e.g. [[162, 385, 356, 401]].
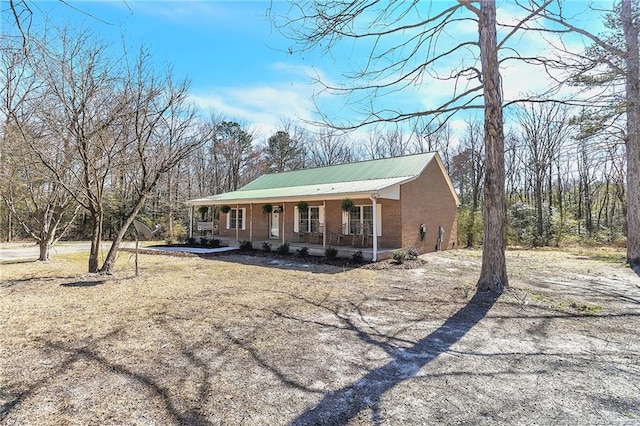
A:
[[186, 152, 459, 261]]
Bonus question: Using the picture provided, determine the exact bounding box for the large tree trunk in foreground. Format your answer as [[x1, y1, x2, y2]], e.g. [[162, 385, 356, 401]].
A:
[[477, 0, 508, 292], [622, 0, 640, 265]]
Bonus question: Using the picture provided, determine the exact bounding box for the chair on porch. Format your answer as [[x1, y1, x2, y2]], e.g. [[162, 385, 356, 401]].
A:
[[352, 223, 373, 248], [329, 225, 347, 246], [309, 224, 324, 245], [292, 231, 308, 243]]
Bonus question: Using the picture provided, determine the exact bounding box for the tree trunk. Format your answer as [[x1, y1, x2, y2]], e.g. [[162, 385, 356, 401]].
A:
[[99, 194, 149, 274], [535, 176, 544, 246], [88, 210, 103, 273], [38, 236, 53, 261], [477, 0, 508, 293], [622, 0, 640, 265]]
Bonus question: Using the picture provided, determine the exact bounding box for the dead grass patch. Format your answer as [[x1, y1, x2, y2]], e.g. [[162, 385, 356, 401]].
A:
[[1, 247, 639, 424]]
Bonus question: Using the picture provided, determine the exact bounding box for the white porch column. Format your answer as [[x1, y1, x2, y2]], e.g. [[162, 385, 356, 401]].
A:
[[282, 202, 286, 244], [210, 207, 214, 236], [235, 203, 239, 242], [369, 195, 378, 262], [249, 203, 253, 242], [188, 206, 193, 239]]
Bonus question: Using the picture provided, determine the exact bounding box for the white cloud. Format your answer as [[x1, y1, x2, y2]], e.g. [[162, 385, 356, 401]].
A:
[[190, 81, 319, 140]]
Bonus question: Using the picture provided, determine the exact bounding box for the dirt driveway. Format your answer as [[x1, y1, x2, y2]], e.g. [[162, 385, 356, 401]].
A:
[[1, 248, 639, 425]]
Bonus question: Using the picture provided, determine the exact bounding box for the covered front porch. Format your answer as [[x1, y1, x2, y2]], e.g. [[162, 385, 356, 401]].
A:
[[199, 235, 396, 262], [186, 194, 393, 262]]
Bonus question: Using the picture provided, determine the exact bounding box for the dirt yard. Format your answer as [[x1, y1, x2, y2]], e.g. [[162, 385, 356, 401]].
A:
[[1, 247, 639, 425]]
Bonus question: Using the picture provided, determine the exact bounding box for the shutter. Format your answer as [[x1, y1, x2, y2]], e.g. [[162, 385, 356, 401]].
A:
[[342, 210, 349, 234], [376, 204, 382, 236], [294, 206, 300, 233]]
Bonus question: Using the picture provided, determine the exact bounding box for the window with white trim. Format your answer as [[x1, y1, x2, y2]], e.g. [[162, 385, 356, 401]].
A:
[[226, 208, 246, 230], [295, 206, 324, 233], [345, 204, 382, 236]]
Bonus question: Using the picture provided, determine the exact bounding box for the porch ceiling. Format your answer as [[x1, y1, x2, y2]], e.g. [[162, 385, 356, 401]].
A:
[[186, 177, 407, 206]]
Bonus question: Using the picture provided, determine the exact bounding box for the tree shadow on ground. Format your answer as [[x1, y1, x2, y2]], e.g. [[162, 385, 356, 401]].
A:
[[289, 291, 498, 425], [0, 325, 213, 425], [60, 280, 105, 287]]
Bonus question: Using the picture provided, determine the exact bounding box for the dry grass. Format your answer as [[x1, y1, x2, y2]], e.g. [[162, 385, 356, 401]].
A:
[[1, 247, 639, 425]]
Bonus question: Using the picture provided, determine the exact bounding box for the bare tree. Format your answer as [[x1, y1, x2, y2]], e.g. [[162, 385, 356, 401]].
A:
[[21, 27, 209, 273], [515, 102, 572, 246], [1, 31, 81, 259], [307, 128, 353, 166], [524, 0, 639, 264], [275, 0, 554, 292]]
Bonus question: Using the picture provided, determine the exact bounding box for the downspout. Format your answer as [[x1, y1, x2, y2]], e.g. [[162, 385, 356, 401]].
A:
[[323, 199, 327, 249], [369, 194, 378, 262]]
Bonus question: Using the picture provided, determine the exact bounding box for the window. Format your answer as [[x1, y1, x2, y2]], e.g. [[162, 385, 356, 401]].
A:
[[295, 206, 323, 233], [345, 204, 382, 236], [226, 208, 245, 230]]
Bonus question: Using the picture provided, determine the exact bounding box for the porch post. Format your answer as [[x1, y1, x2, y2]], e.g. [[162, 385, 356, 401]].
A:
[[282, 202, 286, 244], [369, 195, 378, 262], [249, 203, 253, 243], [188, 205, 193, 239], [211, 207, 215, 237], [235, 203, 239, 242]]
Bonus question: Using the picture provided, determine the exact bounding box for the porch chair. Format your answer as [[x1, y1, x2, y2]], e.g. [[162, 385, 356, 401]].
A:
[[329, 224, 347, 246], [309, 224, 324, 244]]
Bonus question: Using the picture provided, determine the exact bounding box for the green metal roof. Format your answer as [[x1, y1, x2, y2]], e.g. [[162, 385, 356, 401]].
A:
[[240, 152, 435, 191], [185, 152, 459, 205]]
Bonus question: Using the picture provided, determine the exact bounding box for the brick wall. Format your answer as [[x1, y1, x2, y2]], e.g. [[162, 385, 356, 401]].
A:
[[400, 160, 458, 253]]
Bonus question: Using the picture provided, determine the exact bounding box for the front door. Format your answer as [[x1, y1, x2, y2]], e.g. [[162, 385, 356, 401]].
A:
[[270, 210, 280, 239]]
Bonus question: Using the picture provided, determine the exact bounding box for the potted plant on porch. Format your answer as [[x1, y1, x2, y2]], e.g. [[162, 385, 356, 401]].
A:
[[341, 198, 355, 212]]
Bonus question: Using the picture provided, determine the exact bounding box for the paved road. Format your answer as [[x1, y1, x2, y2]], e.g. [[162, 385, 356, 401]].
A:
[[0, 241, 234, 262], [0, 241, 139, 262]]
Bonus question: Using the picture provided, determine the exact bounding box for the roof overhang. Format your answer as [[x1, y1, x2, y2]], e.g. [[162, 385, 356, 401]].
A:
[[185, 177, 409, 206]]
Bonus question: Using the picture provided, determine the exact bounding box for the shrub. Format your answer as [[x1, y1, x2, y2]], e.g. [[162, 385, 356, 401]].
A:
[[199, 237, 209, 246], [297, 246, 309, 258], [325, 246, 338, 259], [276, 242, 290, 255], [239, 240, 253, 251], [187, 237, 197, 246], [407, 247, 420, 260], [351, 250, 363, 263], [392, 249, 407, 264], [262, 242, 272, 252], [208, 238, 222, 248]]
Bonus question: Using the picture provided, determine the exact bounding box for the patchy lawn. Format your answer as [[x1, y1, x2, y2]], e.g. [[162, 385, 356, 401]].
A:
[[1, 248, 639, 425]]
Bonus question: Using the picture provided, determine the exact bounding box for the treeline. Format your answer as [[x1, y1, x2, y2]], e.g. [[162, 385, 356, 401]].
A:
[[0, 29, 628, 255]]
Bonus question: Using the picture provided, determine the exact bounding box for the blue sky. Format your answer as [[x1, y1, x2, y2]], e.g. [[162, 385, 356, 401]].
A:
[[17, 1, 611, 143]]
